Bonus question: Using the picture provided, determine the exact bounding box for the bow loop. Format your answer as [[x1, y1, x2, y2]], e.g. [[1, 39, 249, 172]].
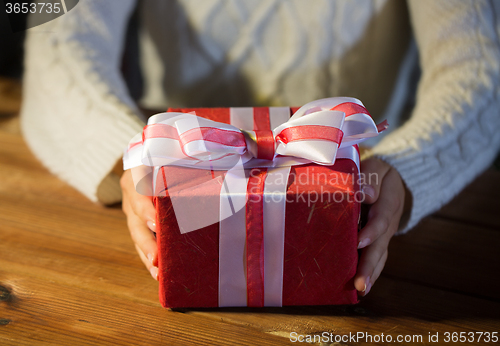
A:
[[273, 110, 345, 164]]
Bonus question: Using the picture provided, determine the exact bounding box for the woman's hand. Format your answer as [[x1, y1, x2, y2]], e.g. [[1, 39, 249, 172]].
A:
[[354, 157, 408, 295], [120, 169, 159, 280]]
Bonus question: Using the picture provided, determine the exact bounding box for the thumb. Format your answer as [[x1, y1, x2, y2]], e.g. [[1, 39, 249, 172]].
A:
[[360, 158, 391, 205]]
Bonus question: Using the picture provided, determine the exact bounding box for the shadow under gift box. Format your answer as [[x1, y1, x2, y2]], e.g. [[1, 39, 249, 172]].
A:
[[154, 108, 360, 308]]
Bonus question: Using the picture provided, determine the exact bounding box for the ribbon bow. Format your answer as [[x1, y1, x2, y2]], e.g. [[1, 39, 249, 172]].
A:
[[124, 97, 387, 171]]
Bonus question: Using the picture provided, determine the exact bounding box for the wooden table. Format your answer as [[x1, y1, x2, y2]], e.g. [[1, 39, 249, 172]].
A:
[[1, 113, 499, 345]]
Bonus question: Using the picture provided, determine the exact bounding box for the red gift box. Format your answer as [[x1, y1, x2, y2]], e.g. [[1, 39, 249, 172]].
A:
[[153, 107, 361, 308]]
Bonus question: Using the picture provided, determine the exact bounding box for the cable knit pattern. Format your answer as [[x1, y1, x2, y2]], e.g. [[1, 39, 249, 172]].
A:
[[138, 0, 404, 114], [21, 0, 500, 233], [368, 0, 500, 232]]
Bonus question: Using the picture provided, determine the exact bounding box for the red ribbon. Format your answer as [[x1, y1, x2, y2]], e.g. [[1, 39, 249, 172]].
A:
[[253, 107, 271, 131], [143, 123, 179, 141], [144, 124, 247, 148], [245, 108, 272, 307], [276, 125, 343, 145], [255, 130, 275, 160], [246, 168, 267, 307], [180, 127, 246, 148], [331, 102, 369, 117]]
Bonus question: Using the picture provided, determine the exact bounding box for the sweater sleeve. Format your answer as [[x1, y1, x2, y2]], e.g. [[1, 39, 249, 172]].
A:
[[21, 0, 144, 204], [366, 0, 500, 233]]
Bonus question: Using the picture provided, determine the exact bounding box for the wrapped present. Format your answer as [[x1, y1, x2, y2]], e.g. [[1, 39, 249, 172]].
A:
[[123, 98, 387, 308]]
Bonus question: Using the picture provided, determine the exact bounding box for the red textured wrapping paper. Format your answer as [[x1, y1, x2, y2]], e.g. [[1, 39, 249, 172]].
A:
[[155, 107, 360, 308]]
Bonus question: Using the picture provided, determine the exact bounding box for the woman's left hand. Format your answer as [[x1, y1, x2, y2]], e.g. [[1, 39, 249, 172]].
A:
[[354, 157, 408, 295]]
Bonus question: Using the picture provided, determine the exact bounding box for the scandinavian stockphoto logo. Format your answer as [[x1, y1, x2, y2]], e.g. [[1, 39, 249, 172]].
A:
[[4, 0, 79, 32], [133, 163, 373, 234]]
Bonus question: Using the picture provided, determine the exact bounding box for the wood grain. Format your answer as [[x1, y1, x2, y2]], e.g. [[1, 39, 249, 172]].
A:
[[385, 216, 500, 300], [0, 275, 290, 346]]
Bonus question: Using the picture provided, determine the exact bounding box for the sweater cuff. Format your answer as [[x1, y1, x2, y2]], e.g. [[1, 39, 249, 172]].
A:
[[72, 109, 144, 204]]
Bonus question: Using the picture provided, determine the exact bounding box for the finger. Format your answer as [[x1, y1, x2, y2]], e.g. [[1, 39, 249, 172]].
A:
[[122, 171, 159, 267], [360, 158, 391, 205], [354, 235, 388, 292], [135, 244, 158, 281], [131, 193, 157, 229], [126, 206, 158, 267], [368, 249, 388, 290], [122, 172, 156, 226], [359, 250, 388, 296], [121, 170, 156, 225], [358, 168, 403, 248], [361, 184, 377, 205], [355, 211, 399, 293]]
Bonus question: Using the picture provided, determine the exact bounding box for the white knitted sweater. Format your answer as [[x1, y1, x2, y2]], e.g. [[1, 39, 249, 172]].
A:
[[21, 0, 500, 233]]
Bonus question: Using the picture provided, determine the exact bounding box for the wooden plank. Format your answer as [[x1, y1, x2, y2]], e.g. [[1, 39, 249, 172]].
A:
[[434, 169, 500, 230], [0, 275, 290, 346], [384, 217, 500, 300]]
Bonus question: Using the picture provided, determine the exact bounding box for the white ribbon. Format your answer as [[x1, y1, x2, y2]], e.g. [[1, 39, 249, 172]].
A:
[[218, 166, 291, 307]]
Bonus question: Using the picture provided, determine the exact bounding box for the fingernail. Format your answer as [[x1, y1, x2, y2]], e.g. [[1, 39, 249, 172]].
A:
[[147, 253, 154, 264], [362, 185, 375, 199], [358, 238, 371, 249], [365, 282, 372, 295], [147, 220, 156, 232], [362, 276, 370, 292], [150, 266, 158, 280]]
